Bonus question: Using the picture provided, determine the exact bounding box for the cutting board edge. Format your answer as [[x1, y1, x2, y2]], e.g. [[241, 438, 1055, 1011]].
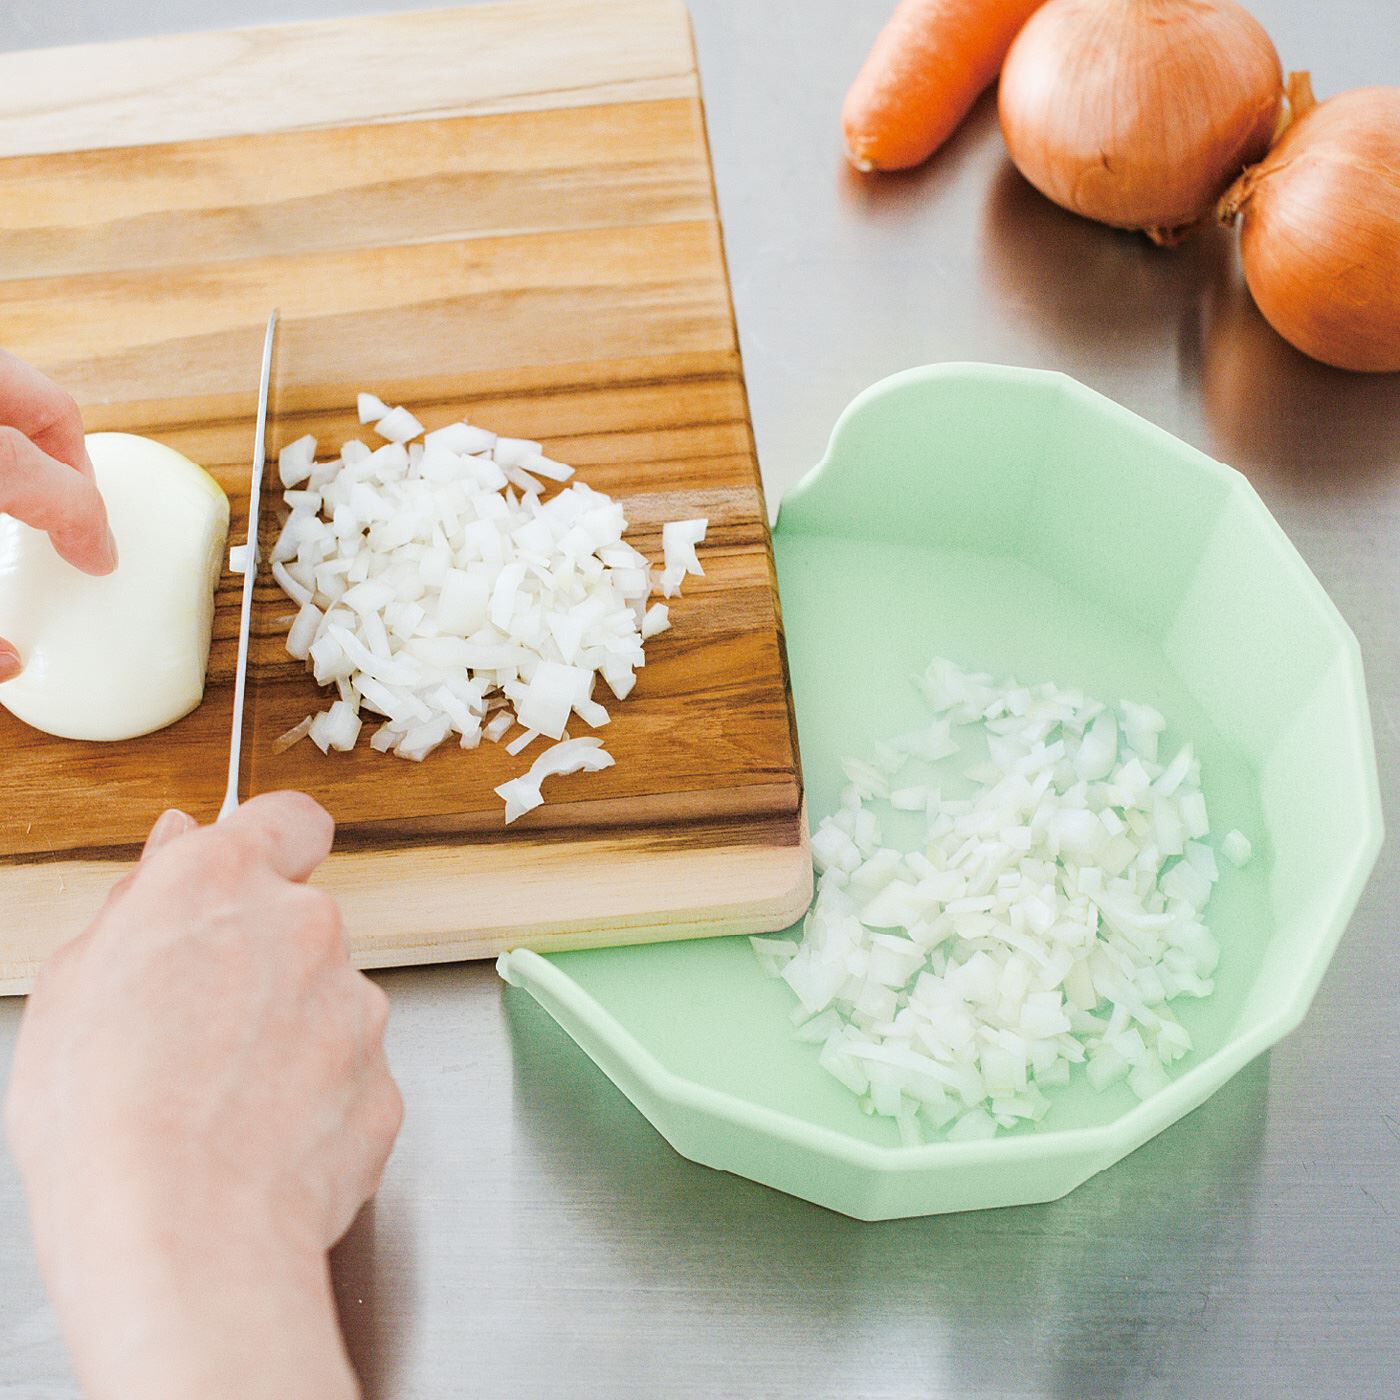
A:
[[0, 815, 813, 997]]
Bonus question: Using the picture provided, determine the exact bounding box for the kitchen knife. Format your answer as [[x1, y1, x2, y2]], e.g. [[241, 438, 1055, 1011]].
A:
[[218, 309, 279, 820]]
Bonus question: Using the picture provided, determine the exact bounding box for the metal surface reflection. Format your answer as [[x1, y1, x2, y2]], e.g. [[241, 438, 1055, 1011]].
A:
[[501, 983, 1271, 1398]]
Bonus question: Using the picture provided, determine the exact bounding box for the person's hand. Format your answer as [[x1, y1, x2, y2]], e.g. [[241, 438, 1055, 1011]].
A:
[[0, 350, 117, 682], [5, 793, 403, 1400]]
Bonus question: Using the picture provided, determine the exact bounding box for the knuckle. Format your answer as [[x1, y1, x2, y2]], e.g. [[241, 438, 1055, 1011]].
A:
[[28, 385, 83, 448], [146, 828, 262, 910], [204, 827, 263, 882], [159, 828, 239, 896], [73, 471, 104, 515], [50, 388, 82, 434], [275, 789, 331, 824]]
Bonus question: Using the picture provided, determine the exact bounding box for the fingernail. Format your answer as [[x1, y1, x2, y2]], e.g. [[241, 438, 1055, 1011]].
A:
[[0, 648, 21, 684], [104, 526, 119, 572], [141, 807, 195, 858]]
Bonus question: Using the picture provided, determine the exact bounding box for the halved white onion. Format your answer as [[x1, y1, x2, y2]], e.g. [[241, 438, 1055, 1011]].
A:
[[0, 432, 228, 741]]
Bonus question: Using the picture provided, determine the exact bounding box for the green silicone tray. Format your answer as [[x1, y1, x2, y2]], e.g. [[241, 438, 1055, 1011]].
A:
[[499, 363, 1382, 1219]]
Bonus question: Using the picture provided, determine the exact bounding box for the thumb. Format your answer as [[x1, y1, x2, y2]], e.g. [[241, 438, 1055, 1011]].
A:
[[141, 808, 198, 861], [98, 810, 198, 913], [0, 640, 19, 683]]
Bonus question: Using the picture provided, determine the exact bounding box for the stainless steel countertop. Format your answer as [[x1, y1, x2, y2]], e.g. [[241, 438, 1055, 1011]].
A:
[[2, 2, 1397, 1396]]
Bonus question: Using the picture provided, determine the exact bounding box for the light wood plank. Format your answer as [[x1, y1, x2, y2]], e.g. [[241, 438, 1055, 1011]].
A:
[[0, 812, 814, 997], [0, 0, 697, 157]]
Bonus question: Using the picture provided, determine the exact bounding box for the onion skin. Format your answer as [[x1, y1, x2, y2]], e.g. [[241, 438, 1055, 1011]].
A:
[[1220, 85, 1400, 373], [998, 0, 1283, 243]]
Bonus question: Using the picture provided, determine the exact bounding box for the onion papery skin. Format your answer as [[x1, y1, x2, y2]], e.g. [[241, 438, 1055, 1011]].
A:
[[1222, 86, 1400, 373], [998, 0, 1283, 243]]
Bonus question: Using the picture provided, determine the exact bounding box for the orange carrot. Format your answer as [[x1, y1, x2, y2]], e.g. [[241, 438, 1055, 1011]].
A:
[[843, 0, 1049, 171]]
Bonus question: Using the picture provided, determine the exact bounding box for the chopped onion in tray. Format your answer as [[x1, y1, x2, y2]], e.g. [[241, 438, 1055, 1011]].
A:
[[270, 394, 707, 823], [753, 657, 1252, 1143], [1221, 829, 1253, 867]]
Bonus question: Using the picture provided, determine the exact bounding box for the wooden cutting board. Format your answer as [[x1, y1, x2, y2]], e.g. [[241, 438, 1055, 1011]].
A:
[[0, 0, 808, 993]]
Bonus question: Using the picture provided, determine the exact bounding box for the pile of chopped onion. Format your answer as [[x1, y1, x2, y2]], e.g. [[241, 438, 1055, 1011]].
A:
[[269, 394, 706, 822], [752, 658, 1253, 1144]]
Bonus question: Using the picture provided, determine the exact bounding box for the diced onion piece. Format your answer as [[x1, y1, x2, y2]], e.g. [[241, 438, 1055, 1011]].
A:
[[494, 736, 615, 824], [436, 569, 490, 635], [524, 453, 574, 483], [503, 465, 545, 496], [574, 697, 610, 728], [286, 602, 322, 661], [641, 603, 670, 640], [273, 715, 315, 753], [492, 436, 543, 468], [1121, 698, 1166, 762], [373, 406, 424, 444], [505, 727, 539, 757], [1221, 829, 1253, 867], [308, 711, 333, 754], [1075, 710, 1117, 781], [662, 518, 708, 579], [483, 711, 514, 743], [272, 560, 314, 609], [396, 714, 452, 762], [357, 392, 390, 425], [321, 699, 362, 752], [278, 435, 317, 489], [516, 660, 589, 740], [495, 776, 545, 824]]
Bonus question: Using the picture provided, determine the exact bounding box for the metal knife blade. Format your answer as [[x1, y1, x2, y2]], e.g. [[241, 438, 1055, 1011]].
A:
[[219, 309, 279, 820]]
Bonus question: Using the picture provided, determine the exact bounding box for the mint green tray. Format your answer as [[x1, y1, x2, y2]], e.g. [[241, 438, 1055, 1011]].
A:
[[499, 364, 1383, 1219]]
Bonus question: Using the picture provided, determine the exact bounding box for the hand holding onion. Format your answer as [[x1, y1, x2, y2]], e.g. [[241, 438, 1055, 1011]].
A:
[[0, 352, 116, 681]]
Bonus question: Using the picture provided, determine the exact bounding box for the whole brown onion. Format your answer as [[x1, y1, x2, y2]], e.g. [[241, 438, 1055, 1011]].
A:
[[1219, 78, 1400, 373], [998, 0, 1283, 244]]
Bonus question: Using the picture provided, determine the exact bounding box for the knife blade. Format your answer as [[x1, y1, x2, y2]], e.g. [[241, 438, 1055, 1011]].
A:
[[218, 309, 279, 820]]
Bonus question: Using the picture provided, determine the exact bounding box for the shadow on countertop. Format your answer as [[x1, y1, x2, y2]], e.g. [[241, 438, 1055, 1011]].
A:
[[502, 981, 1271, 1400], [978, 158, 1400, 489]]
